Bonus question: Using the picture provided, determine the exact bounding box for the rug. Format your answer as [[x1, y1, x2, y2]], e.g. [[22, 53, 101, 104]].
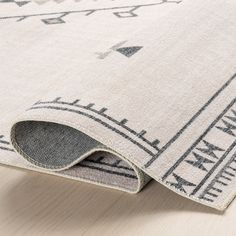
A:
[[1, 0, 236, 211]]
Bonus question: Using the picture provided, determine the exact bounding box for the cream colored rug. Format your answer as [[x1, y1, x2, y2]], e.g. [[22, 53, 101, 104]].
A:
[[0, 0, 236, 211]]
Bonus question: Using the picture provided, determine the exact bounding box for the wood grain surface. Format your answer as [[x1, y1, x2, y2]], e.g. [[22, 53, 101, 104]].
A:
[[0, 164, 235, 236]]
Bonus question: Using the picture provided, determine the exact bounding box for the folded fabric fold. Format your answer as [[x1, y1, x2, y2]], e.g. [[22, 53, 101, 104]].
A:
[[11, 120, 151, 193]]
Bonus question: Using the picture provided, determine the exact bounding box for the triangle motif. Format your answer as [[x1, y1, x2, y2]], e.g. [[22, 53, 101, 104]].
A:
[[116, 46, 142, 58]]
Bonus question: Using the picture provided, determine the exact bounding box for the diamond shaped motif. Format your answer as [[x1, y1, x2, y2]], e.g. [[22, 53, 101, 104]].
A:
[[42, 17, 65, 25], [113, 11, 138, 18]]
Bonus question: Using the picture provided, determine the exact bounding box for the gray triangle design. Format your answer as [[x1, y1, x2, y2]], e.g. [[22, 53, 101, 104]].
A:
[[116, 46, 142, 58]]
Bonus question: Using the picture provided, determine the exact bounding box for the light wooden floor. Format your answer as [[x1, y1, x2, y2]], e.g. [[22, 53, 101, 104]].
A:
[[0, 165, 235, 236]]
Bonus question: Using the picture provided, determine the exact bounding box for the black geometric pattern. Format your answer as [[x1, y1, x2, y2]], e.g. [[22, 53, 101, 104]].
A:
[[185, 152, 215, 172], [167, 173, 196, 193], [216, 119, 236, 137], [196, 140, 225, 159]]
